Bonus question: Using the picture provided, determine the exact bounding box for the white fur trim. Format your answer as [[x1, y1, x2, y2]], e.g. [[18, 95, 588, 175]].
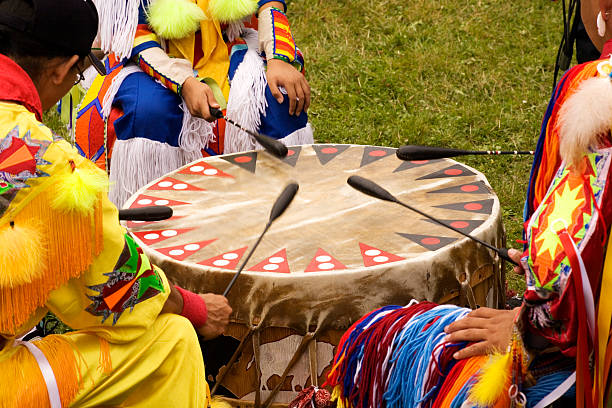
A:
[[224, 28, 268, 154], [178, 101, 216, 152], [227, 123, 314, 154], [109, 138, 202, 207], [92, 0, 141, 60], [558, 76, 612, 166]]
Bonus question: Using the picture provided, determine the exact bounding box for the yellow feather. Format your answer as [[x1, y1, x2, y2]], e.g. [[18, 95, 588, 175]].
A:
[[209, 396, 232, 408], [148, 0, 206, 39], [468, 352, 512, 406], [0, 221, 46, 288], [208, 0, 258, 23], [51, 161, 108, 214]]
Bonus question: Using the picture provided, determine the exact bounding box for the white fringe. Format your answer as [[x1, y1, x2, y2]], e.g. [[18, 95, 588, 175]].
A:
[[92, 0, 141, 61], [101, 65, 141, 118], [109, 138, 202, 207], [249, 123, 314, 152], [178, 101, 216, 152], [558, 76, 612, 167], [225, 20, 247, 43], [224, 28, 268, 154]]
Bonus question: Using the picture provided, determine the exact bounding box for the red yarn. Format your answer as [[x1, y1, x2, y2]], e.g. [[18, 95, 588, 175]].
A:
[[175, 286, 208, 328]]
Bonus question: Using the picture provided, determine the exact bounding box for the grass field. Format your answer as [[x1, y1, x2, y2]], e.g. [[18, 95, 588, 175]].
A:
[[288, 0, 563, 292], [46, 0, 564, 293]]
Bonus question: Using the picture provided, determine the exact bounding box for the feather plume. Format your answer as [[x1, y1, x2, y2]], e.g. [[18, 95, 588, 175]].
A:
[[209, 396, 233, 408], [208, 0, 258, 23], [51, 161, 108, 214], [468, 352, 512, 407], [558, 76, 612, 168], [148, 0, 206, 39], [0, 222, 46, 288]]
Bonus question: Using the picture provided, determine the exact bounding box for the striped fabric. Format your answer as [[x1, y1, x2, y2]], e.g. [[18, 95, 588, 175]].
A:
[[138, 54, 181, 94], [270, 8, 296, 63]]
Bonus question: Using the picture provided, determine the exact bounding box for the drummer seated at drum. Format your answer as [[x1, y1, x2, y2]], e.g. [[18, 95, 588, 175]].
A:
[[446, 2, 612, 401], [0, 0, 231, 406]]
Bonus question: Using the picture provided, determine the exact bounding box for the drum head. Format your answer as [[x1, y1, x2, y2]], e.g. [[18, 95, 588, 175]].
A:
[[124, 144, 503, 330]]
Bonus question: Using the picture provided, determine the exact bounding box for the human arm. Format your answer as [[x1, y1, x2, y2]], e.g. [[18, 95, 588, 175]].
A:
[[258, 1, 311, 116], [161, 285, 232, 340], [443, 249, 524, 359], [132, 27, 220, 121]]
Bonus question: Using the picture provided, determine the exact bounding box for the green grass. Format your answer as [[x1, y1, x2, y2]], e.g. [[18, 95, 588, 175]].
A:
[[288, 0, 564, 294], [45, 0, 565, 294]]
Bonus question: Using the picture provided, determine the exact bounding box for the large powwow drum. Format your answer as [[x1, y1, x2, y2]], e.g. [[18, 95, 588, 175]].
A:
[[123, 144, 505, 407]]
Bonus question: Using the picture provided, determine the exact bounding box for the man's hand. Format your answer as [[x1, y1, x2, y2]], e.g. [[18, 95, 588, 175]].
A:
[[508, 248, 525, 275], [444, 307, 520, 359], [267, 58, 310, 116], [181, 77, 220, 122], [196, 293, 232, 340]]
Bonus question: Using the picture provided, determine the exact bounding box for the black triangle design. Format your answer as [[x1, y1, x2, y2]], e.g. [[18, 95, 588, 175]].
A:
[[416, 164, 476, 180], [396, 233, 457, 251], [221, 152, 257, 173], [283, 146, 302, 167], [428, 181, 490, 195], [393, 159, 438, 173], [434, 199, 494, 215], [312, 144, 350, 165], [422, 219, 484, 234], [359, 146, 396, 167]]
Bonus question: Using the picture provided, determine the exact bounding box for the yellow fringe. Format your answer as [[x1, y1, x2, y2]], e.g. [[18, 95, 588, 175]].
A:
[[0, 189, 104, 334], [0, 220, 46, 287], [0, 335, 81, 408], [98, 337, 112, 374]]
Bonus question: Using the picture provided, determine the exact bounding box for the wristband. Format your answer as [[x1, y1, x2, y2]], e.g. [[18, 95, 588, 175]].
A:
[[258, 7, 296, 63], [175, 286, 208, 328]]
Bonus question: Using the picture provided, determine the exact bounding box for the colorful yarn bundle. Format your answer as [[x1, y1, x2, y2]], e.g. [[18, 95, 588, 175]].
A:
[[323, 302, 568, 408]]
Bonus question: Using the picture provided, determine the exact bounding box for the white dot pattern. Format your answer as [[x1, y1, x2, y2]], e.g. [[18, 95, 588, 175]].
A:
[[213, 259, 230, 267], [365, 249, 381, 256], [263, 264, 280, 271], [268, 257, 284, 264], [373, 256, 389, 263]]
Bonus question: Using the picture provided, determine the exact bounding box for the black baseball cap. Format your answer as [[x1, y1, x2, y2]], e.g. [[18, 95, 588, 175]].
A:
[[0, 0, 106, 75]]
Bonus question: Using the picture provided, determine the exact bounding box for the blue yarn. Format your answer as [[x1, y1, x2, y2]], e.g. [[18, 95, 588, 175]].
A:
[[384, 305, 470, 408], [337, 305, 401, 406], [524, 371, 576, 408]]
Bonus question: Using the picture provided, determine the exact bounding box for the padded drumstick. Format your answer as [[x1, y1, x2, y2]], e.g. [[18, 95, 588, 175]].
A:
[[222, 182, 299, 297], [396, 145, 534, 161], [118, 206, 173, 221], [347, 175, 517, 265], [210, 107, 289, 159]]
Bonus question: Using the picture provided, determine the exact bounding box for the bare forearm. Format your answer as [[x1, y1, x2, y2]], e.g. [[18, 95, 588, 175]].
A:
[[161, 284, 184, 315]]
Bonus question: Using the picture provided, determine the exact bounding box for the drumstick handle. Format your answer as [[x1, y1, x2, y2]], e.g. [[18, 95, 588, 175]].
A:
[[223, 222, 272, 297], [395, 200, 517, 265], [210, 107, 288, 158]]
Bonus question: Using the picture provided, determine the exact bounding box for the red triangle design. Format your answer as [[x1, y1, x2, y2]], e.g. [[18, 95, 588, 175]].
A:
[[148, 177, 204, 191], [178, 161, 234, 178], [125, 216, 185, 229], [129, 194, 191, 208], [359, 243, 405, 267], [131, 228, 195, 245], [155, 239, 216, 261], [248, 249, 290, 273], [304, 248, 346, 272], [198, 246, 248, 270]]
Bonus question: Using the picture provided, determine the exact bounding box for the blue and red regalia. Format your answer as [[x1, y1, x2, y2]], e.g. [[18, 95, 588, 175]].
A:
[[76, 0, 312, 206]]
